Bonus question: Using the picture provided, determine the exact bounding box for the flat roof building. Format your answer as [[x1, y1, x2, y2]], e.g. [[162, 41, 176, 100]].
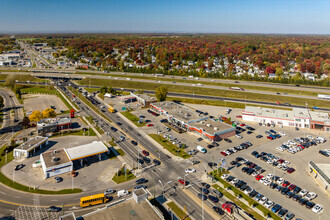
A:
[[308, 161, 330, 193], [37, 117, 72, 134], [130, 92, 157, 107], [242, 106, 330, 131], [151, 101, 236, 141], [65, 141, 109, 161], [14, 136, 48, 158]]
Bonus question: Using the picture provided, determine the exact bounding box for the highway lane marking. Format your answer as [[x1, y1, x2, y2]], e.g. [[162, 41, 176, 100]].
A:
[[51, 200, 58, 202], [0, 191, 6, 195], [0, 199, 79, 207]]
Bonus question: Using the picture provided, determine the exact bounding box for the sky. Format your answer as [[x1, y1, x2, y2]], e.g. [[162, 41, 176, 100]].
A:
[[1, 0, 329, 34]]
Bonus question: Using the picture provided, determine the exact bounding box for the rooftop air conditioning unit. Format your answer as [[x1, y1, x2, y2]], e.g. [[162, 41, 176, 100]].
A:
[[214, 127, 219, 130], [206, 124, 211, 127]]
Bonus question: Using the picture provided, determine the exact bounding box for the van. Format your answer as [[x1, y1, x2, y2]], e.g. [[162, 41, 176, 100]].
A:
[[197, 145, 207, 153], [117, 190, 129, 197], [188, 75, 194, 78]]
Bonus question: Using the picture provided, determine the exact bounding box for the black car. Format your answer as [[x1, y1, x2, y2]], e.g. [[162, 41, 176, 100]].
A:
[[319, 150, 329, 157], [197, 137, 203, 141], [200, 188, 210, 194], [292, 194, 302, 202], [197, 193, 207, 200], [47, 206, 62, 212], [251, 151, 258, 156], [286, 191, 295, 198], [143, 157, 151, 163], [247, 131, 253, 134], [208, 162, 217, 167], [278, 209, 288, 217], [116, 122, 122, 126], [208, 195, 219, 203], [213, 206, 224, 215], [136, 178, 148, 184], [270, 183, 278, 189], [137, 158, 144, 165], [293, 186, 301, 194], [224, 138, 232, 143], [213, 142, 219, 146], [192, 160, 200, 165], [299, 198, 308, 205], [256, 135, 263, 138], [306, 202, 315, 209], [249, 190, 258, 198], [15, 164, 24, 171], [110, 127, 117, 132], [201, 182, 211, 189], [131, 140, 138, 145], [153, 159, 161, 165], [207, 144, 215, 149], [230, 161, 237, 166]]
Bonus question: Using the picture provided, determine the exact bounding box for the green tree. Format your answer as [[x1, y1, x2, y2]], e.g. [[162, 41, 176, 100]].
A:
[[15, 88, 22, 99], [4, 75, 16, 88], [155, 86, 168, 102], [100, 86, 108, 95], [22, 116, 30, 129]]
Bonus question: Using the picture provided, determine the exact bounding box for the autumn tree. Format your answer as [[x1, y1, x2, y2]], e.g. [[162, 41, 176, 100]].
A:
[[22, 116, 30, 129], [42, 108, 56, 118], [29, 110, 42, 122], [155, 86, 168, 102]]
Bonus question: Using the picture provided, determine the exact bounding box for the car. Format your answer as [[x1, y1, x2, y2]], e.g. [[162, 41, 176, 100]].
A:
[[244, 187, 253, 194], [288, 184, 296, 191], [185, 168, 196, 173], [299, 189, 308, 197], [282, 181, 290, 187], [116, 122, 122, 125], [312, 204, 323, 213], [110, 127, 117, 132], [47, 206, 62, 212], [286, 191, 295, 198], [208, 195, 219, 203], [281, 187, 290, 195], [236, 115, 242, 118], [259, 196, 268, 205], [271, 204, 282, 213], [54, 177, 63, 183], [293, 186, 302, 194], [197, 137, 203, 141], [104, 189, 116, 195], [142, 150, 149, 156], [147, 124, 154, 127], [277, 178, 284, 185], [292, 194, 302, 202], [287, 168, 295, 173], [201, 182, 211, 189], [254, 193, 263, 201], [178, 178, 187, 185], [207, 144, 215, 149], [220, 151, 227, 156], [284, 212, 295, 220], [137, 158, 144, 165], [131, 140, 138, 146], [305, 192, 317, 200], [255, 175, 263, 181], [136, 178, 148, 184], [221, 174, 230, 179], [134, 185, 147, 190], [143, 157, 151, 163], [265, 200, 274, 208], [213, 206, 224, 215], [278, 209, 288, 217], [275, 185, 283, 192], [71, 171, 78, 177], [248, 190, 258, 198], [270, 182, 278, 189], [299, 198, 308, 205], [153, 159, 161, 165], [197, 193, 207, 200], [267, 136, 274, 140], [279, 132, 286, 136], [256, 135, 263, 138], [15, 164, 24, 171], [235, 134, 243, 139], [306, 201, 315, 209]]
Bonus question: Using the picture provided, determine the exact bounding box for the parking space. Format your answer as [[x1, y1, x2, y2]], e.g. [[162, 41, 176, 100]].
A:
[[23, 94, 69, 114]]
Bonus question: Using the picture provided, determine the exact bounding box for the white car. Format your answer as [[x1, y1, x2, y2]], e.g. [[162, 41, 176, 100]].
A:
[[263, 179, 271, 186], [252, 172, 258, 177], [307, 135, 313, 139], [244, 188, 253, 194], [185, 168, 196, 173], [260, 197, 268, 205], [267, 173, 274, 179], [264, 200, 274, 208], [260, 177, 267, 183], [283, 161, 290, 165], [221, 174, 229, 179], [299, 189, 308, 197], [279, 132, 286, 136], [266, 160, 273, 164], [277, 178, 284, 185], [312, 204, 323, 213], [235, 134, 243, 139], [277, 164, 283, 169], [231, 178, 239, 184], [277, 146, 284, 152], [306, 192, 317, 200]]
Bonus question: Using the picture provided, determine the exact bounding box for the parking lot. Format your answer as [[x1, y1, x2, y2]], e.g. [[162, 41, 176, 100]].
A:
[[127, 103, 329, 219], [23, 94, 69, 114]]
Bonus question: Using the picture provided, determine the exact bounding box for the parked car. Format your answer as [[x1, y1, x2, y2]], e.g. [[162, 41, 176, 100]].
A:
[[312, 204, 323, 213], [136, 178, 148, 184], [54, 177, 63, 183], [15, 164, 24, 171], [47, 206, 62, 212], [271, 204, 282, 213], [185, 168, 196, 173]]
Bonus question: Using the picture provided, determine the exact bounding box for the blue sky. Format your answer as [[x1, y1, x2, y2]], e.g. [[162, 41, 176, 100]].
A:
[[1, 0, 329, 34]]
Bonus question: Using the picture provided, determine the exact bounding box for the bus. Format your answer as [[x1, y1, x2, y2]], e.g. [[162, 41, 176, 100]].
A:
[[108, 106, 116, 113], [80, 193, 109, 207]]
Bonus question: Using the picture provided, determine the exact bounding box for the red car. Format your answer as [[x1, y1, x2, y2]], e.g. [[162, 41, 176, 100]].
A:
[[147, 124, 154, 127], [288, 184, 296, 191], [240, 124, 246, 127], [178, 178, 187, 185], [282, 181, 290, 187], [287, 168, 295, 174], [236, 115, 242, 118], [278, 159, 285, 164], [142, 150, 149, 156], [267, 136, 274, 140], [255, 175, 263, 181], [220, 151, 227, 156]]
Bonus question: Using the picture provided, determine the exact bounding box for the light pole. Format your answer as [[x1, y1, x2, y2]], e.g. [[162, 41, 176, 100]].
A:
[[201, 186, 205, 220], [13, 168, 15, 183], [159, 180, 172, 198], [5, 150, 8, 164]]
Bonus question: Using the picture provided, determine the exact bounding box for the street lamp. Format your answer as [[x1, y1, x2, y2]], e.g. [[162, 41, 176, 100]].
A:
[[159, 180, 172, 198], [5, 150, 8, 164], [201, 186, 205, 220]]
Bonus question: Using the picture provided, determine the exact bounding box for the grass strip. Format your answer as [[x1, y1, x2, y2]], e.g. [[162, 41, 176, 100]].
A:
[[78, 78, 330, 109], [112, 169, 135, 184], [0, 145, 82, 194], [120, 111, 145, 127], [149, 134, 190, 159], [49, 128, 97, 138], [167, 201, 192, 220], [84, 116, 105, 135]]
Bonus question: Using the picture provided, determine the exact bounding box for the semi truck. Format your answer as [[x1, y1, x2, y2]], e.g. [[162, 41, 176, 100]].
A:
[[318, 94, 330, 100]]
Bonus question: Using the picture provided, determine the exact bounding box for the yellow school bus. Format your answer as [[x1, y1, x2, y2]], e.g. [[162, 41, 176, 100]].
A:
[[108, 106, 116, 113], [80, 193, 109, 207]]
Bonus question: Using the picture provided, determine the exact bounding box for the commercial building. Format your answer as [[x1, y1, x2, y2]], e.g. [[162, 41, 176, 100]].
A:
[[151, 101, 236, 141], [37, 117, 72, 134], [40, 141, 109, 179], [118, 95, 136, 103], [308, 161, 329, 192], [13, 136, 49, 158], [242, 106, 330, 132], [130, 92, 157, 107]]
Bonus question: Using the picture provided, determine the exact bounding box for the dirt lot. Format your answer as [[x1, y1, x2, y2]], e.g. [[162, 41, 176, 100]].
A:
[[23, 94, 69, 114]]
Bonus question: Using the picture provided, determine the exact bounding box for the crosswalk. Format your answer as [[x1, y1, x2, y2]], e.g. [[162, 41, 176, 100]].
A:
[[10, 205, 60, 220]]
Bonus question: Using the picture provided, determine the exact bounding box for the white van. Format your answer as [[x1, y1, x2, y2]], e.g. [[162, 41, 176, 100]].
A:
[[197, 145, 207, 153], [117, 190, 129, 197]]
